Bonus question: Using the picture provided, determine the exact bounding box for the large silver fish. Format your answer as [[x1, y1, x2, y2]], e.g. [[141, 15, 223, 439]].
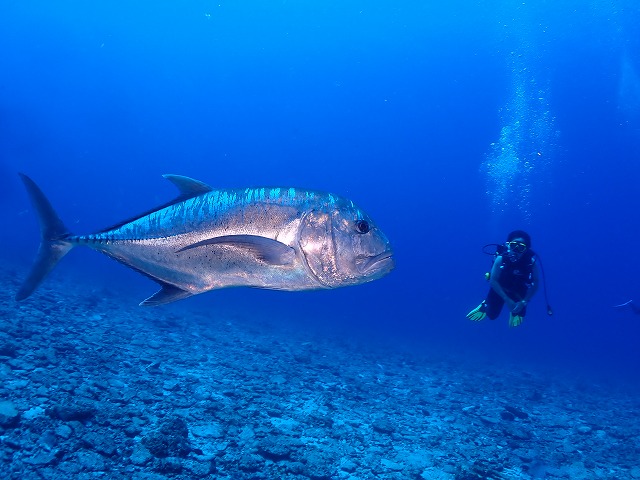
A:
[[16, 174, 394, 305]]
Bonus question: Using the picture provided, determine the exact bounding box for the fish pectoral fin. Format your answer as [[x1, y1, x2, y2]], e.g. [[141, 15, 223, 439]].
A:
[[163, 174, 213, 198], [140, 283, 193, 306], [178, 234, 296, 266]]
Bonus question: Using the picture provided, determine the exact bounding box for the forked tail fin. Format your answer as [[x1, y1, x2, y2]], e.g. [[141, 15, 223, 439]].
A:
[[16, 174, 74, 301]]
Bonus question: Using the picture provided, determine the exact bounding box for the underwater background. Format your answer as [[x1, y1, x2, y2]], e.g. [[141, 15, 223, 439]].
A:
[[1, 1, 640, 479]]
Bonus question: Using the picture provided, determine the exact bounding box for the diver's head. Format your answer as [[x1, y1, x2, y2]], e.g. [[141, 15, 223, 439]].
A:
[[506, 230, 531, 261]]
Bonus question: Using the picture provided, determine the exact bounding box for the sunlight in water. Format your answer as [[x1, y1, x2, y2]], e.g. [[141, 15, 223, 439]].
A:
[[483, 56, 557, 221]]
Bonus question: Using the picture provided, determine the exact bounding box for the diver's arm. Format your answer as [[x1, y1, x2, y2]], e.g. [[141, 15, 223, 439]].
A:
[[512, 262, 539, 314], [489, 256, 517, 310]]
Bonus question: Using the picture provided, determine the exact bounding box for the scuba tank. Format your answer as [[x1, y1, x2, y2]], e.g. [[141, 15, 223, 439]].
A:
[[482, 243, 554, 316]]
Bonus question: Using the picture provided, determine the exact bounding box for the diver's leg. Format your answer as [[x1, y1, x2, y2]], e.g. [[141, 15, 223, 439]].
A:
[[485, 289, 504, 320]]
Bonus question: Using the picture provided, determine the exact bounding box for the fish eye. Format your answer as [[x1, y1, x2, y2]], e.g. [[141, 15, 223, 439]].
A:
[[355, 219, 370, 234]]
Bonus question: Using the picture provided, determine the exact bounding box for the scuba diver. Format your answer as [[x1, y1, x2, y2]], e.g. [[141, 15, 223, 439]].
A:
[[467, 230, 543, 328]]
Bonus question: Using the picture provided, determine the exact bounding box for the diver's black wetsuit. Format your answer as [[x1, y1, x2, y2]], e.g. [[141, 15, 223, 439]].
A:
[[485, 251, 535, 320]]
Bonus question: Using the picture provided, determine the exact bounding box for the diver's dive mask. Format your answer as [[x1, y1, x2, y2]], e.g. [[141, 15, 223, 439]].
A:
[[506, 241, 527, 261]]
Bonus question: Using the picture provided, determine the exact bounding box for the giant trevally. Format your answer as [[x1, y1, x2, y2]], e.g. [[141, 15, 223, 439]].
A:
[[16, 174, 394, 305]]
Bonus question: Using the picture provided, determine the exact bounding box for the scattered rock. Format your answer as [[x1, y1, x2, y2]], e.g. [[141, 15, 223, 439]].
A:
[[23, 451, 58, 466], [479, 415, 500, 426], [47, 403, 96, 422], [500, 410, 515, 421], [141, 417, 191, 458], [372, 417, 395, 434], [340, 459, 357, 472], [76, 449, 106, 471], [191, 422, 223, 439], [0, 400, 20, 428], [576, 425, 592, 434], [0, 342, 17, 357], [513, 448, 534, 462], [183, 457, 216, 476], [238, 425, 255, 442], [155, 456, 183, 474], [23, 406, 45, 420], [131, 444, 153, 466], [257, 437, 293, 461], [37, 430, 57, 451], [381, 458, 404, 471], [504, 405, 529, 419], [82, 431, 117, 457], [125, 424, 143, 437], [502, 424, 533, 440], [238, 453, 263, 472], [270, 374, 287, 384], [397, 449, 431, 471], [162, 379, 180, 391]]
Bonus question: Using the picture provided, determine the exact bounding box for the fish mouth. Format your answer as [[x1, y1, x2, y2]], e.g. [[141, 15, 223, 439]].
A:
[[359, 250, 395, 277]]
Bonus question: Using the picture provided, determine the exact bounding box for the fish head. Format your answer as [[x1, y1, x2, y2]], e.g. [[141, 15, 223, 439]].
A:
[[299, 198, 394, 287]]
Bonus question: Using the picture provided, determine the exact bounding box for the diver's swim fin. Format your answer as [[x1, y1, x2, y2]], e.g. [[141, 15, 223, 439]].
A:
[[509, 313, 524, 327], [466, 303, 487, 321]]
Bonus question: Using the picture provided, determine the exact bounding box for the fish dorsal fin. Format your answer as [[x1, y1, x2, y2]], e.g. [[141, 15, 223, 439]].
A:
[[96, 175, 213, 234], [177, 234, 296, 266], [163, 174, 213, 200], [140, 282, 193, 306]]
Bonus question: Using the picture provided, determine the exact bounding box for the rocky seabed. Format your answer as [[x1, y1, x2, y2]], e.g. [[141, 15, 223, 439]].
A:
[[0, 270, 638, 480]]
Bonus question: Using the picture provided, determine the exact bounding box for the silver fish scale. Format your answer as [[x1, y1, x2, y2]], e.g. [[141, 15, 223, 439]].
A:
[[81, 187, 346, 293], [99, 187, 338, 242]]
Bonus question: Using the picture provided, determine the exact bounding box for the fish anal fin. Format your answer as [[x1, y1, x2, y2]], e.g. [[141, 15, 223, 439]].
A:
[[178, 235, 295, 266], [140, 283, 193, 306]]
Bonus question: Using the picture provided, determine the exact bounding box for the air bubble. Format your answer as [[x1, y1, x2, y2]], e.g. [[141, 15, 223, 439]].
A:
[[482, 59, 557, 219]]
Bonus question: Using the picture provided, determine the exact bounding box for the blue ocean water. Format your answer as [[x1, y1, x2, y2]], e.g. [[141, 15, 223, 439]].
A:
[[2, 0, 640, 426]]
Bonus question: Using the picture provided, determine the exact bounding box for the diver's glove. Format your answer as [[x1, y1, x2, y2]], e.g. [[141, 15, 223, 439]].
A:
[[509, 313, 524, 327], [466, 303, 487, 321]]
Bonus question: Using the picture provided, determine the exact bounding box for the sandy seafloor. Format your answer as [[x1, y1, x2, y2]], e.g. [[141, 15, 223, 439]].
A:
[[0, 266, 638, 480]]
